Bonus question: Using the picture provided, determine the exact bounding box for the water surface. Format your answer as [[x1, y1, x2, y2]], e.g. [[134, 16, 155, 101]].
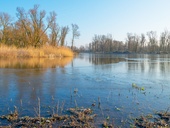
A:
[[0, 54, 170, 127]]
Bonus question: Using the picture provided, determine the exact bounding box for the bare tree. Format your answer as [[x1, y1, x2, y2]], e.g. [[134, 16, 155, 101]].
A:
[[147, 31, 158, 53], [29, 5, 47, 47], [16, 7, 32, 47], [0, 5, 81, 49], [126, 33, 134, 52], [16, 5, 56, 47], [60, 26, 69, 46], [139, 34, 145, 53], [167, 34, 170, 52], [134, 34, 140, 53], [89, 34, 125, 53], [0, 12, 13, 44], [160, 30, 169, 53], [49, 23, 60, 46], [49, 12, 60, 46], [71, 24, 80, 49]]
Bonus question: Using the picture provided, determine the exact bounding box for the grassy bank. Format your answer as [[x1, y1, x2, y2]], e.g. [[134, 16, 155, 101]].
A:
[[0, 45, 74, 58]]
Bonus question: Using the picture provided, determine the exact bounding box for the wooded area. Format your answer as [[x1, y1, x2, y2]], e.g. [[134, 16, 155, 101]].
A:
[[0, 5, 79, 48], [87, 31, 170, 54]]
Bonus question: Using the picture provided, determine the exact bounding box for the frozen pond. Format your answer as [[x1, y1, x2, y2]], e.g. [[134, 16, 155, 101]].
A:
[[0, 53, 170, 127]]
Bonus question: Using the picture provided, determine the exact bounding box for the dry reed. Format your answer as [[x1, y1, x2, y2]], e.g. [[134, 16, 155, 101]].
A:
[[0, 45, 74, 58]]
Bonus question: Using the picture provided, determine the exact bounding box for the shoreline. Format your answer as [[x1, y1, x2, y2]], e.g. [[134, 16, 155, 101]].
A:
[[0, 45, 74, 58], [0, 106, 169, 127]]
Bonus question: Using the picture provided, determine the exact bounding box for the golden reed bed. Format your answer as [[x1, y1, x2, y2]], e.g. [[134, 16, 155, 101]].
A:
[[0, 45, 74, 58]]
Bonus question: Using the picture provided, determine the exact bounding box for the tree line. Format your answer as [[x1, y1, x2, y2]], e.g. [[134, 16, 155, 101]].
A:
[[0, 5, 80, 48], [84, 30, 170, 54]]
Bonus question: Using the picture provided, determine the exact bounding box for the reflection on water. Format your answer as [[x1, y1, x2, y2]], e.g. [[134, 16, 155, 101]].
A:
[[125, 54, 170, 76], [0, 53, 170, 127], [88, 54, 126, 65], [81, 53, 170, 75], [0, 57, 73, 68]]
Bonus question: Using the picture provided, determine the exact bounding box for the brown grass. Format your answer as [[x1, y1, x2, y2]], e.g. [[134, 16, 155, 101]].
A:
[[0, 45, 74, 58]]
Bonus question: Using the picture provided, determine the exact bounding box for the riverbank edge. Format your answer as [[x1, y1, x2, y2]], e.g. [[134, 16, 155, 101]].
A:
[[0, 45, 74, 58], [0, 107, 170, 128]]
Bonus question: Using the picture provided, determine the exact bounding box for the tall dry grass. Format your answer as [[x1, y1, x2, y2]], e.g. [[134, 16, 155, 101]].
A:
[[0, 45, 74, 58]]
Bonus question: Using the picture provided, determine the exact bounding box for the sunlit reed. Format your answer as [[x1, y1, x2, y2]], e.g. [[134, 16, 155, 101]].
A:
[[0, 45, 73, 58]]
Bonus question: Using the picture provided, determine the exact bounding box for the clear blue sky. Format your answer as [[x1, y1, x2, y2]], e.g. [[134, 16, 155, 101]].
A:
[[1, 0, 170, 47]]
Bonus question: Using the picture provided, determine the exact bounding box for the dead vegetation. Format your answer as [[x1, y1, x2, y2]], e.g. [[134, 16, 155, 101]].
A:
[[1, 106, 170, 128], [134, 111, 170, 128], [0, 45, 74, 58], [0, 108, 97, 128]]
